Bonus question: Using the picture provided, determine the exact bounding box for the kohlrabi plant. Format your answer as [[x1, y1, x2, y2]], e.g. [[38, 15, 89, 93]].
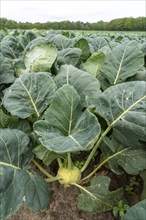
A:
[[0, 29, 146, 220]]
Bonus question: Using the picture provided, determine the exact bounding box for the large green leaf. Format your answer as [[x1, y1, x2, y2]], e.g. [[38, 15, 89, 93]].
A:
[[0, 129, 51, 220], [0, 53, 15, 84], [48, 34, 73, 50], [0, 28, 8, 41], [57, 48, 82, 66], [24, 37, 46, 52], [77, 176, 124, 213], [82, 52, 106, 77], [55, 64, 102, 107], [3, 72, 57, 119], [0, 167, 26, 220], [34, 85, 101, 153], [96, 74, 111, 91], [1, 36, 18, 57], [128, 67, 146, 82], [74, 38, 90, 60], [33, 145, 65, 166], [0, 42, 16, 59], [0, 108, 18, 128], [24, 43, 57, 72], [12, 119, 31, 134], [22, 171, 51, 211], [24, 30, 37, 41], [101, 138, 146, 175], [101, 40, 144, 85], [123, 199, 146, 220], [88, 37, 108, 53], [17, 35, 29, 50], [0, 129, 31, 167], [95, 81, 146, 147]]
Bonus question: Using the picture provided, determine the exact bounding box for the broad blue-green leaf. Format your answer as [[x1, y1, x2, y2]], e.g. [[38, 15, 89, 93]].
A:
[[123, 199, 146, 220], [0, 28, 8, 41], [101, 139, 146, 175], [96, 74, 111, 91], [48, 34, 73, 50], [74, 38, 90, 60], [24, 30, 37, 41], [24, 37, 46, 52], [0, 167, 26, 220], [0, 53, 15, 84], [88, 37, 108, 53], [0, 42, 16, 59], [0, 129, 51, 220], [95, 81, 146, 147], [24, 43, 57, 72], [3, 72, 57, 119], [0, 129, 31, 167], [115, 35, 124, 43], [112, 126, 146, 149], [0, 109, 18, 128], [128, 67, 146, 82], [55, 64, 102, 107], [1, 35, 23, 57], [82, 52, 106, 77], [12, 119, 31, 135], [57, 48, 82, 66], [22, 171, 51, 211], [101, 40, 144, 85], [13, 58, 26, 77], [33, 145, 65, 166], [77, 176, 124, 213], [17, 35, 29, 51], [0, 129, 31, 218], [34, 85, 101, 153]]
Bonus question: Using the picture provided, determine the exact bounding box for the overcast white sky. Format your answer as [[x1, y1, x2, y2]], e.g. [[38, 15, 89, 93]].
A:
[[1, 0, 145, 23]]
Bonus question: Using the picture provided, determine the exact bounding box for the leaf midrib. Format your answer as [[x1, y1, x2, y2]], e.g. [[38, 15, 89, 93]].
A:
[[114, 44, 128, 85], [83, 186, 113, 209], [0, 137, 12, 164], [19, 78, 40, 117], [0, 162, 19, 169], [110, 94, 146, 127]]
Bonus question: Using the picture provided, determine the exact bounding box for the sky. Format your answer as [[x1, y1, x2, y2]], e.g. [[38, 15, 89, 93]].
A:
[[1, 0, 145, 23]]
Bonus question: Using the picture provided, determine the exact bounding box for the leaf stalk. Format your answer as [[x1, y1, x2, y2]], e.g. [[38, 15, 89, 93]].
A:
[[32, 159, 54, 178], [71, 182, 96, 200], [57, 158, 63, 168], [67, 152, 72, 169], [81, 126, 112, 173], [81, 148, 128, 182], [45, 176, 61, 183]]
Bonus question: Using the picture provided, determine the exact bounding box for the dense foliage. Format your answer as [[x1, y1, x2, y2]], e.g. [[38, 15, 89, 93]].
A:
[[0, 28, 146, 220], [1, 16, 146, 31]]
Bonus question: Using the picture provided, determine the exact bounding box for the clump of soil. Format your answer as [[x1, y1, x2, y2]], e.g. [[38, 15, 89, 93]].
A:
[[7, 167, 142, 220]]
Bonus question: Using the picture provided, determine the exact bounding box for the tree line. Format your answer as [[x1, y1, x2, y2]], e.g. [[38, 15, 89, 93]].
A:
[[0, 17, 146, 31]]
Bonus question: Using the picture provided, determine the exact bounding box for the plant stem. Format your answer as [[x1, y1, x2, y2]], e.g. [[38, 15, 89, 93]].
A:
[[71, 182, 96, 200], [81, 126, 112, 173], [81, 148, 128, 182], [57, 158, 63, 168], [45, 176, 61, 183], [67, 152, 72, 169], [32, 159, 54, 178]]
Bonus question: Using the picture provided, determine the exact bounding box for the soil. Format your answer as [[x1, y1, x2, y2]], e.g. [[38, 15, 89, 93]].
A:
[[7, 155, 143, 220]]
